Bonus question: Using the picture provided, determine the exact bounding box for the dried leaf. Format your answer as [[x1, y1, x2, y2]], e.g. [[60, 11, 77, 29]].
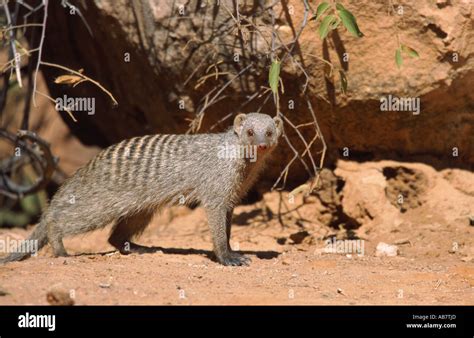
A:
[[54, 75, 83, 85]]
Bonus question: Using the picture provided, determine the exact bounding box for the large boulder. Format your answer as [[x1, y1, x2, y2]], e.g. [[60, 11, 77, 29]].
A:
[[36, 0, 473, 187]]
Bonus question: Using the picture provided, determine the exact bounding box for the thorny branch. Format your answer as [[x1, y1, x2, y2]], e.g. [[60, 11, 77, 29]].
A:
[[0, 0, 111, 199], [187, 0, 326, 195], [1, 0, 327, 202]]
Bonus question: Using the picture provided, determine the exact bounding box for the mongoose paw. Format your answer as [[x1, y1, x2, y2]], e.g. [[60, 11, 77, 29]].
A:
[[219, 252, 251, 266]]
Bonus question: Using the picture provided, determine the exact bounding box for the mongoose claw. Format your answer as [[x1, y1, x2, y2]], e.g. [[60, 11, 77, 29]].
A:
[[220, 252, 251, 266]]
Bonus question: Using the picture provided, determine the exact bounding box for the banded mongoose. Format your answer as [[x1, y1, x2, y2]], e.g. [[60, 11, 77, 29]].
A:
[[0, 113, 283, 266]]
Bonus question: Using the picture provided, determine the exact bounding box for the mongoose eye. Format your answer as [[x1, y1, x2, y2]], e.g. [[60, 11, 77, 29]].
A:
[[266, 130, 273, 137], [247, 129, 254, 137]]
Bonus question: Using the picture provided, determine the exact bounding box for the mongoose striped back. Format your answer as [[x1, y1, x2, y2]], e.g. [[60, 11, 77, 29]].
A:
[[0, 113, 283, 266]]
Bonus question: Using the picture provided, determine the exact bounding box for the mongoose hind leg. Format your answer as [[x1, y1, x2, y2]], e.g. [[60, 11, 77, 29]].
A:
[[108, 211, 154, 254], [47, 227, 68, 257], [207, 207, 251, 266]]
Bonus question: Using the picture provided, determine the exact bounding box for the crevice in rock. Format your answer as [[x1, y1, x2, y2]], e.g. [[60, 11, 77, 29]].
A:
[[311, 169, 362, 230], [426, 23, 448, 39], [382, 166, 428, 213]]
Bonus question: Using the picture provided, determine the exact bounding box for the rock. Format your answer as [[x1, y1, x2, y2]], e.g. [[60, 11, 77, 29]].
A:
[[375, 242, 399, 257], [36, 0, 472, 189], [394, 238, 411, 245], [289, 231, 310, 244], [442, 169, 474, 197], [331, 160, 474, 229], [383, 166, 428, 212], [0, 288, 9, 296], [436, 0, 449, 7], [46, 288, 74, 306], [334, 160, 402, 228]]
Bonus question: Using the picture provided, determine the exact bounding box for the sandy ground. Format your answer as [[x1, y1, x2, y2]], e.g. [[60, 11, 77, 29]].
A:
[[0, 187, 473, 305]]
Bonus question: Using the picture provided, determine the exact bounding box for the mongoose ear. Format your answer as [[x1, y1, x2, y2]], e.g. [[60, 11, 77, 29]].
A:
[[233, 114, 247, 135], [273, 116, 283, 137]]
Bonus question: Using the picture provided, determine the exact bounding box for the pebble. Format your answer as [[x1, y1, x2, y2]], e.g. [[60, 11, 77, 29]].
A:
[[46, 288, 74, 306], [375, 242, 399, 257]]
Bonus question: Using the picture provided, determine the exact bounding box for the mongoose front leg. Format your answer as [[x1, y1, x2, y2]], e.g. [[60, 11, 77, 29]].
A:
[[207, 207, 250, 266], [226, 209, 233, 251]]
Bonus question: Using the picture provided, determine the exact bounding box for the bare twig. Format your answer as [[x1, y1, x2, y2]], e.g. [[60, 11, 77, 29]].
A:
[[189, 63, 252, 132], [2, 0, 23, 88], [32, 0, 48, 107], [184, 0, 327, 194], [35, 90, 77, 122], [40, 61, 118, 106]]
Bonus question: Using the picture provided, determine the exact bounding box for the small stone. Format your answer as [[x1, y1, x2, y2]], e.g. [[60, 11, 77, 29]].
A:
[[289, 231, 310, 244], [99, 283, 111, 288], [46, 288, 74, 306], [375, 242, 399, 257], [436, 0, 449, 8], [0, 288, 9, 296], [394, 238, 411, 245]]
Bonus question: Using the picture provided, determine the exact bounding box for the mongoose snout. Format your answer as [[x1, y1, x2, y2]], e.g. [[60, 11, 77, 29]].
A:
[[0, 113, 283, 266]]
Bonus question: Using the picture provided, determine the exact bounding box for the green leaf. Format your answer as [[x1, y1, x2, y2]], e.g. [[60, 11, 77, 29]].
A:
[[0, 209, 30, 227], [331, 17, 341, 30], [395, 48, 403, 68], [401, 44, 420, 58], [319, 14, 336, 39], [311, 2, 331, 22], [339, 70, 348, 94], [336, 4, 364, 38], [20, 194, 41, 216], [269, 60, 281, 94]]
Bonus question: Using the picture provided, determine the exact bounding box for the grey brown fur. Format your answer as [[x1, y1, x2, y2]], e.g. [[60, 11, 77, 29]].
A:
[[0, 113, 283, 266]]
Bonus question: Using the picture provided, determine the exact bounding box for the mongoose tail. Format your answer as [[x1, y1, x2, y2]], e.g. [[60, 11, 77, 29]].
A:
[[0, 221, 48, 264]]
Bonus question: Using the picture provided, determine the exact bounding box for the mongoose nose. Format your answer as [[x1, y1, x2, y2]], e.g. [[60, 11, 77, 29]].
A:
[[258, 144, 268, 150]]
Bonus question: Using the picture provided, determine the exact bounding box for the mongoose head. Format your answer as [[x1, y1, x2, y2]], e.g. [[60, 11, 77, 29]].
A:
[[233, 113, 283, 152]]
